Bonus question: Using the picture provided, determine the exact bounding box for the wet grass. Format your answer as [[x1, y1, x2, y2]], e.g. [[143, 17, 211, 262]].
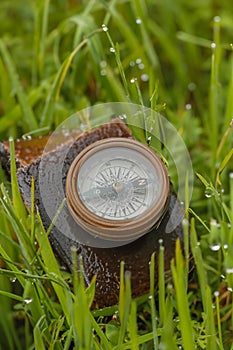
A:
[[0, 0, 233, 349]]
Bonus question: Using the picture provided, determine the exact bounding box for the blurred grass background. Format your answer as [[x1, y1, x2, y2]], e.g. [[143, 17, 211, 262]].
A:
[[0, 0, 233, 349]]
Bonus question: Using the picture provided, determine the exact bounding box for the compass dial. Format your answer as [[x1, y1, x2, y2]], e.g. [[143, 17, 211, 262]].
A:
[[66, 138, 169, 242]]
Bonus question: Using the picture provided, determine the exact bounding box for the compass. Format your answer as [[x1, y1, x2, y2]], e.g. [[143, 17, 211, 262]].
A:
[[66, 138, 170, 242]]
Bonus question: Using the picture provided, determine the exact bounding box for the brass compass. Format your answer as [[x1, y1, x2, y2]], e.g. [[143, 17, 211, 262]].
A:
[[66, 138, 170, 243]]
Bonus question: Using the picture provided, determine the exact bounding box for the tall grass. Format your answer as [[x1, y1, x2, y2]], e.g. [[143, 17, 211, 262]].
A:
[[0, 0, 233, 349]]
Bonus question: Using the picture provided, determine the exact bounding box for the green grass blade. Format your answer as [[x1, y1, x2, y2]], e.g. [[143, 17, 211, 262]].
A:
[[158, 242, 165, 326], [190, 218, 208, 311], [9, 138, 27, 224], [205, 285, 217, 350], [36, 211, 72, 326], [171, 240, 195, 350], [117, 264, 132, 349], [40, 29, 101, 128], [34, 316, 46, 350], [0, 39, 38, 131], [150, 252, 159, 348]]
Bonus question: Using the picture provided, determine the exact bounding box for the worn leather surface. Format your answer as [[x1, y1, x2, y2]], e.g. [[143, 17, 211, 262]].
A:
[[0, 118, 185, 307]]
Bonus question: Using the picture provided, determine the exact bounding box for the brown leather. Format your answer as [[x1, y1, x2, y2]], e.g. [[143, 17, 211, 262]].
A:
[[0, 118, 185, 307]]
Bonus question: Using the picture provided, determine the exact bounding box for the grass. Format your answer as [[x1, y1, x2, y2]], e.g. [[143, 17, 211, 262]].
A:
[[0, 0, 233, 349]]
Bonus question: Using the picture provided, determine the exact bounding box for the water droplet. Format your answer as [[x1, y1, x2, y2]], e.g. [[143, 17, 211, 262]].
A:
[[197, 241, 201, 246], [188, 82, 196, 91], [212, 304, 216, 309], [138, 63, 145, 70], [226, 267, 233, 274], [220, 274, 226, 279], [210, 244, 221, 252], [158, 238, 163, 245], [211, 42, 216, 49], [10, 277, 17, 283], [214, 16, 221, 22], [130, 78, 136, 83], [102, 24, 108, 32], [109, 47, 115, 53], [185, 103, 192, 110], [229, 172, 233, 179], [224, 244, 228, 250], [148, 295, 153, 300], [147, 136, 152, 144], [136, 18, 142, 24], [100, 60, 107, 68], [119, 113, 127, 120], [214, 291, 219, 297], [140, 74, 149, 82], [136, 58, 142, 64], [24, 298, 33, 305], [129, 61, 135, 67], [205, 188, 212, 198], [227, 287, 233, 292], [100, 69, 106, 76], [22, 135, 32, 140]]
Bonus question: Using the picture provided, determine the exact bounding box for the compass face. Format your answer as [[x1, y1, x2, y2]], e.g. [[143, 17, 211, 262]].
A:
[[66, 138, 169, 242]]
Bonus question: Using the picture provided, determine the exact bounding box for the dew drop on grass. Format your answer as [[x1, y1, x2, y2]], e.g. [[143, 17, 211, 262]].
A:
[[22, 135, 32, 140], [229, 172, 233, 179], [227, 287, 233, 292], [129, 61, 135, 67], [100, 60, 107, 68], [185, 103, 192, 110], [109, 47, 115, 53], [24, 298, 33, 305], [148, 295, 153, 300], [147, 136, 152, 144], [223, 244, 228, 250], [136, 58, 142, 64], [205, 188, 212, 198], [210, 243, 221, 251], [141, 74, 149, 82], [138, 63, 145, 70], [10, 277, 17, 283], [214, 16, 221, 22], [102, 24, 108, 32], [188, 82, 196, 91], [214, 291, 220, 297], [158, 238, 163, 245], [130, 78, 136, 83], [100, 70, 106, 76], [119, 113, 127, 121], [211, 42, 216, 49], [136, 18, 142, 24]]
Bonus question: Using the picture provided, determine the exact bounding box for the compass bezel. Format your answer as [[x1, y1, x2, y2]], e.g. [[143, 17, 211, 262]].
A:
[[66, 137, 170, 242]]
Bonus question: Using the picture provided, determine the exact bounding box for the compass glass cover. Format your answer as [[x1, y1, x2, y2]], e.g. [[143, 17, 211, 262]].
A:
[[77, 145, 162, 220]]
